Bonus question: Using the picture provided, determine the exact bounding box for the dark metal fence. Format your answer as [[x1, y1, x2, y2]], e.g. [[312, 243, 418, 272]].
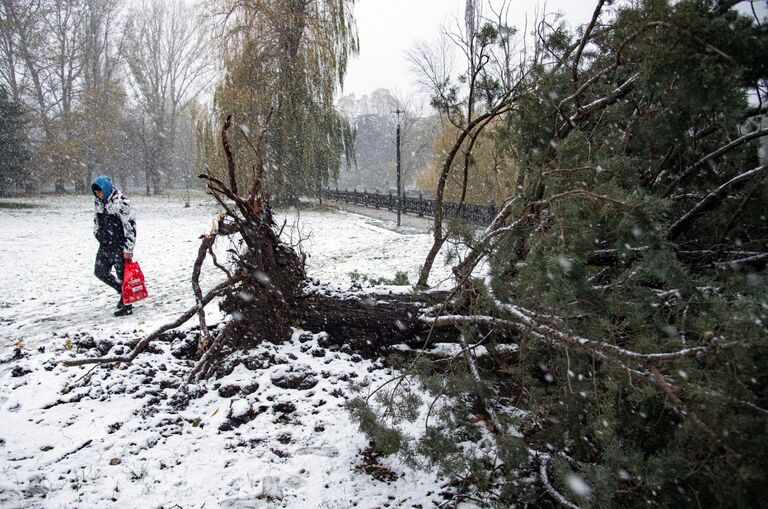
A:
[[323, 188, 497, 226]]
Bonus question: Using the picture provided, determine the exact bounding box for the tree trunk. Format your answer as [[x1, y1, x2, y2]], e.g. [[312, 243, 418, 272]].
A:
[[295, 291, 459, 356]]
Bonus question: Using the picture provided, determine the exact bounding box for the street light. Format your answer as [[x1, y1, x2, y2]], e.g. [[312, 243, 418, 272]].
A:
[[393, 108, 404, 227]]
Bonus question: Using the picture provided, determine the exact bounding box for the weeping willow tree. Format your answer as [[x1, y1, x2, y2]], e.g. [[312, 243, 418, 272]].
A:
[[199, 0, 357, 201]]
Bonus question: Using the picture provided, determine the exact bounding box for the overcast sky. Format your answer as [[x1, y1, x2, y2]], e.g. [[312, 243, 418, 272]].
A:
[[341, 0, 599, 102], [341, 0, 768, 104]]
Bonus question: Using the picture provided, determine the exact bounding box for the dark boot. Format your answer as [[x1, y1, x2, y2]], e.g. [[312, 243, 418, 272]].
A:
[[114, 305, 133, 317], [117, 297, 125, 309]]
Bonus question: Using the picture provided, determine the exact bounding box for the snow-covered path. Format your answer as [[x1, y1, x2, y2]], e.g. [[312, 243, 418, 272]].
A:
[[0, 193, 464, 509], [1, 194, 222, 345]]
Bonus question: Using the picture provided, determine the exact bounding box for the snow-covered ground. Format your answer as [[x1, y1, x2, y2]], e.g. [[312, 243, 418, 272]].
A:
[[0, 193, 466, 508]]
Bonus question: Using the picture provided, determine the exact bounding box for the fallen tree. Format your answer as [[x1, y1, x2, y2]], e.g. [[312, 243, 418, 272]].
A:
[[60, 115, 464, 379], [60, 0, 768, 507]]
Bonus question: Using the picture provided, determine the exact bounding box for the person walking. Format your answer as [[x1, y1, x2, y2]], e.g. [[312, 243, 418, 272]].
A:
[[91, 175, 137, 316]]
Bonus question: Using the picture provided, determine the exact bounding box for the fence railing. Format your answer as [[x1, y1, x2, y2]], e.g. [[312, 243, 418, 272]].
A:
[[323, 188, 497, 226]]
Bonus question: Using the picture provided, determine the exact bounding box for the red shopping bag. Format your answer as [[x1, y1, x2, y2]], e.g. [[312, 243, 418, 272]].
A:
[[122, 260, 148, 304]]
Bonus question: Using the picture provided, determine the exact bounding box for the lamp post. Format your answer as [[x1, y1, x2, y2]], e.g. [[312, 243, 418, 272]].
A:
[[394, 108, 404, 227]]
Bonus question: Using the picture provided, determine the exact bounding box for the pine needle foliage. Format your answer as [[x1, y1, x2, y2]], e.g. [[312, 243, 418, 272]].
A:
[[351, 1, 768, 507]]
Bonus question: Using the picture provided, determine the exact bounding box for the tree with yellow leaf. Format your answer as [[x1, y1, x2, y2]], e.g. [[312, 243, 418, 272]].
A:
[[415, 117, 518, 207]]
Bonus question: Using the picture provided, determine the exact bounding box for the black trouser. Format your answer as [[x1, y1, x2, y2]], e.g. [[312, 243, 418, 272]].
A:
[[94, 245, 125, 294]]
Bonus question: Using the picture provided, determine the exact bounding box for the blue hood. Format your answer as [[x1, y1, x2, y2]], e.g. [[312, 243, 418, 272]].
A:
[[91, 175, 113, 203]]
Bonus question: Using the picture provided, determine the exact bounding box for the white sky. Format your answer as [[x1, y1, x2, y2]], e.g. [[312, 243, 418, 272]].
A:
[[342, 0, 599, 101], [342, 0, 768, 103]]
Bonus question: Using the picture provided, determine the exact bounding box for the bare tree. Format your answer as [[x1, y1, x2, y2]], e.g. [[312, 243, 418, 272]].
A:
[[75, 0, 127, 189], [0, 0, 135, 191], [409, 0, 527, 289], [0, 0, 98, 190], [123, 0, 215, 194], [0, 0, 33, 104], [0, 0, 47, 125]]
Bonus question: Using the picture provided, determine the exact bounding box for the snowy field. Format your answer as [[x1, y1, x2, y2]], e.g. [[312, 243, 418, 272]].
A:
[[0, 193, 465, 508]]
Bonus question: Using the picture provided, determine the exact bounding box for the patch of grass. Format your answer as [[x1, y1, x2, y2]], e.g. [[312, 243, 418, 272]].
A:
[[349, 270, 410, 286], [0, 202, 40, 209]]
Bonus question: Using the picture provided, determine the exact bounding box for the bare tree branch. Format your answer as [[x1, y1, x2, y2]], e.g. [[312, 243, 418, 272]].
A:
[[713, 251, 768, 268], [713, 0, 748, 15], [58, 274, 245, 367], [222, 113, 239, 195], [416, 92, 520, 289], [668, 163, 768, 240], [556, 73, 639, 141], [192, 231, 218, 351], [424, 311, 717, 364], [187, 321, 235, 382], [538, 455, 581, 509], [664, 127, 768, 196], [571, 0, 607, 110]]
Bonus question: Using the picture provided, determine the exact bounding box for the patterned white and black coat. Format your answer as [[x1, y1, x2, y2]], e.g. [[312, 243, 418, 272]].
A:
[[93, 189, 136, 254]]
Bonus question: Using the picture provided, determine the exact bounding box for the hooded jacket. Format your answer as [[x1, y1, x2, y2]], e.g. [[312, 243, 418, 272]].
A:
[[91, 176, 136, 253]]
